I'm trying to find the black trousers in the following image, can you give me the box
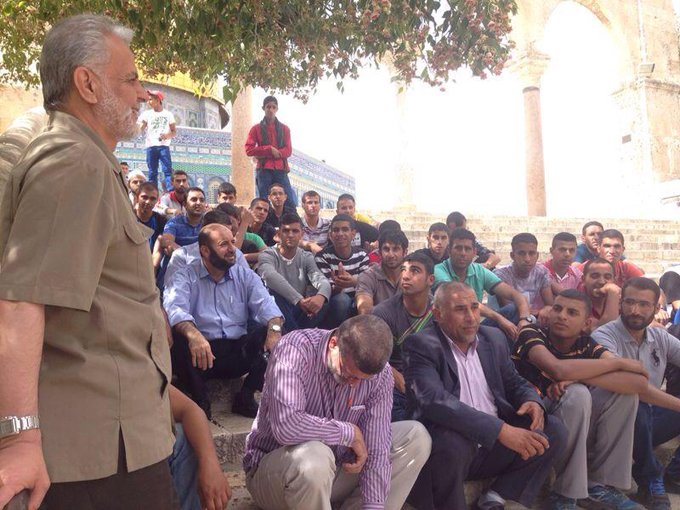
[408,415,567,510]
[172,326,268,405]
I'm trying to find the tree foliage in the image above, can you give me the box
[0,0,517,102]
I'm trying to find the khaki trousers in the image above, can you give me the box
[246,420,431,510]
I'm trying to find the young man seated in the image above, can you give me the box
[373,252,435,422]
[336,193,379,251]
[163,224,283,419]
[580,258,622,331]
[135,181,166,270]
[217,202,266,268]
[574,221,604,264]
[314,214,370,328]
[593,278,680,510]
[248,197,277,247]
[155,170,190,219]
[543,232,583,296]
[299,190,331,254]
[356,229,408,315]
[162,187,207,253]
[367,220,402,265]
[434,228,532,343]
[495,233,553,322]
[402,281,566,510]
[264,183,296,230]
[258,213,331,331]
[512,289,647,510]
[446,211,500,269]
[216,181,237,204]
[585,229,644,287]
[414,222,450,266]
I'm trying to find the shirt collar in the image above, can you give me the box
[442,331,479,357]
[615,317,654,345]
[198,258,232,282]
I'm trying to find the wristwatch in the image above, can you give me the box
[520,315,536,324]
[0,415,40,439]
[269,324,282,334]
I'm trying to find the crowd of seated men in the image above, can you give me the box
[126,168,680,510]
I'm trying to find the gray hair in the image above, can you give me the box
[433,281,475,308]
[337,315,392,375]
[40,14,134,111]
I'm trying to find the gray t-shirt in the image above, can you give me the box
[592,317,680,389]
[356,264,400,306]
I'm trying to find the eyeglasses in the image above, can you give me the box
[622,298,655,311]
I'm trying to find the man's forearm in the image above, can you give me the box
[512,292,531,318]
[639,384,680,412]
[0,300,44,419]
[356,295,373,315]
[480,303,502,322]
[175,320,203,342]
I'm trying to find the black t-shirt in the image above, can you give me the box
[512,325,607,396]
[351,220,379,249]
[250,222,277,247]
[264,204,296,230]
[413,248,447,266]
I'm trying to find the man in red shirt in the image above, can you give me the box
[245,96,297,209]
[577,229,644,287]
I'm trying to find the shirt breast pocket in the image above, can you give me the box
[123,221,155,284]
[345,405,366,425]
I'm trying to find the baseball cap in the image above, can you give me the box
[147,90,164,102]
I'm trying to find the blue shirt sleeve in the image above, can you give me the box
[163,264,195,327]
[164,217,178,236]
[244,268,283,325]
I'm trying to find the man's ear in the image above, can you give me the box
[427,274,435,287]
[72,66,100,105]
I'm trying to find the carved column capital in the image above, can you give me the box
[508,50,551,89]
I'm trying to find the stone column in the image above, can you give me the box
[230,85,255,202]
[510,52,550,216]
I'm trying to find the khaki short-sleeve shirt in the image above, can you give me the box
[0,112,174,483]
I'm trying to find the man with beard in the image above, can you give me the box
[138,89,176,192]
[162,187,207,255]
[243,315,431,510]
[356,230,409,315]
[580,258,621,330]
[164,224,283,419]
[373,252,435,422]
[594,278,680,510]
[135,181,166,269]
[155,170,190,219]
[127,168,146,205]
[0,14,178,508]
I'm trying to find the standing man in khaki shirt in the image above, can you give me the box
[0,14,178,510]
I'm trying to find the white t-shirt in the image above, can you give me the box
[138,109,176,148]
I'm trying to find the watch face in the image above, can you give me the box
[271,325,282,332]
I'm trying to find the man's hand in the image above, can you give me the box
[163,241,180,257]
[264,328,282,352]
[271,147,281,159]
[546,381,573,401]
[537,306,552,326]
[497,423,550,460]
[497,317,519,342]
[0,435,50,510]
[188,333,215,371]
[655,308,670,326]
[331,264,356,290]
[594,283,621,299]
[392,368,406,394]
[516,401,544,431]
[305,295,325,316]
[615,358,649,378]
[343,424,368,474]
[240,207,254,228]
[197,461,232,510]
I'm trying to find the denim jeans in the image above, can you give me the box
[168,424,201,510]
[271,290,329,333]
[392,389,408,423]
[256,168,298,209]
[480,303,519,348]
[324,292,356,329]
[633,401,680,484]
[147,145,173,191]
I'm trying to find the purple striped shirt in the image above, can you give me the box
[243,328,394,509]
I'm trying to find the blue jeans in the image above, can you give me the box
[392,389,407,422]
[147,146,173,191]
[324,292,356,329]
[168,424,201,510]
[481,303,519,348]
[633,401,680,484]
[271,290,329,332]
[256,168,298,209]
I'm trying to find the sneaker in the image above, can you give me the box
[580,485,645,509]
[231,391,259,418]
[635,477,671,510]
[548,491,577,510]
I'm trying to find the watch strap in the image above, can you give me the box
[0,415,40,439]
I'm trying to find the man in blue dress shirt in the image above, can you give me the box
[164,223,283,418]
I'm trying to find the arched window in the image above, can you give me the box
[207,177,224,204]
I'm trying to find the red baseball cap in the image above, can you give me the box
[147,90,164,102]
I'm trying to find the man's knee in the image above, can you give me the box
[393,421,432,467]
[287,441,336,483]
[430,427,476,469]
[557,383,593,419]
[635,402,654,431]
[543,414,568,456]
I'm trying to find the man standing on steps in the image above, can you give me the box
[139,90,176,192]
[243,315,432,510]
[246,95,297,209]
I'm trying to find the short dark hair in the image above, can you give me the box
[302,190,320,203]
[250,197,269,209]
[446,211,466,228]
[330,214,356,230]
[262,95,278,108]
[403,252,435,276]
[337,193,355,204]
[172,170,188,179]
[583,257,615,276]
[552,232,577,247]
[336,315,393,375]
[268,183,285,195]
[378,229,408,251]
[201,210,232,229]
[120,161,129,166]
[280,213,302,227]
[622,277,661,304]
[187,187,205,198]
[449,228,476,248]
[511,233,538,250]
[216,202,240,219]
[557,289,592,316]
[582,221,604,235]
[138,182,159,195]
[428,222,450,236]
[599,229,625,246]
[378,220,401,234]
[218,182,236,195]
